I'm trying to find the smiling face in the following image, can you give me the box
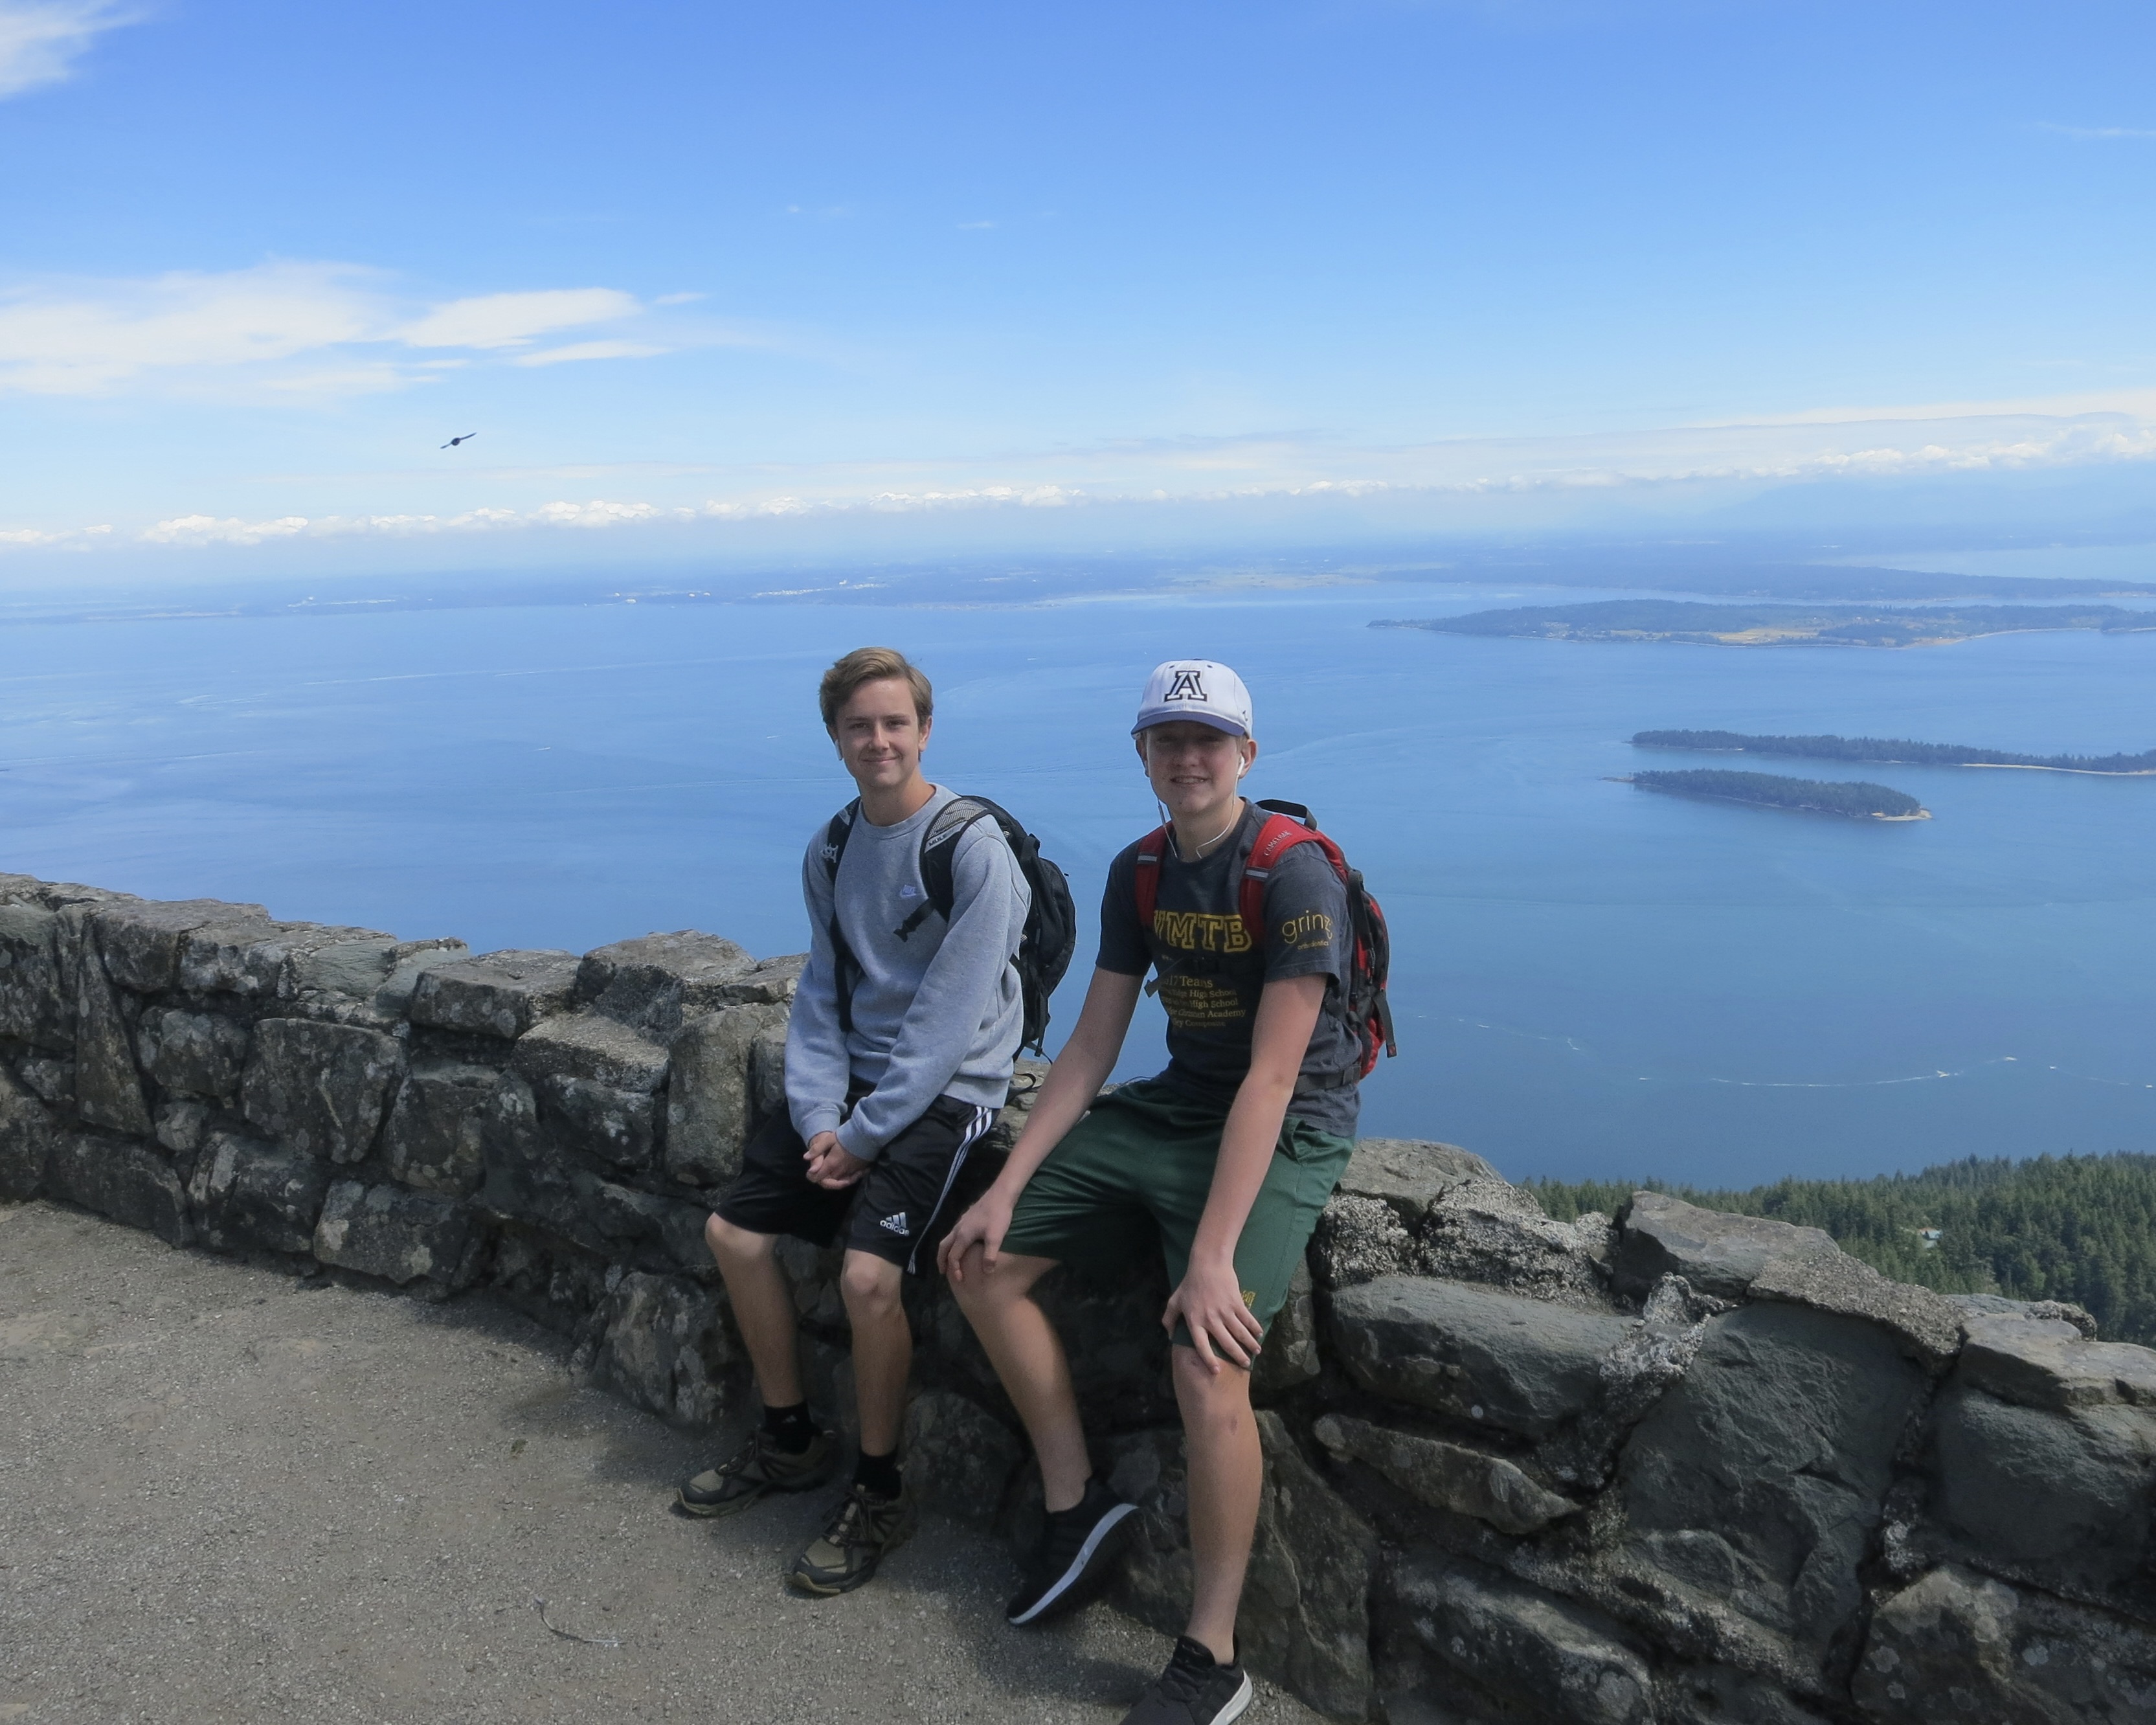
[1137,719,1258,826]
[831,674,932,798]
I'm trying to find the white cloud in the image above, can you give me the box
[0,0,131,99]
[0,264,667,396]
[2034,122,2156,141]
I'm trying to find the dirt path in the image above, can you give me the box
[0,1200,1321,1725]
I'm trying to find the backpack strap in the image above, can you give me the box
[901,796,999,939]
[1133,825,1169,933]
[822,801,863,1035]
[1236,804,1345,944]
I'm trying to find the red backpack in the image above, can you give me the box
[1134,798,1397,1079]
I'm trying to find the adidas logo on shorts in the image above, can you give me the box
[878,1212,909,1235]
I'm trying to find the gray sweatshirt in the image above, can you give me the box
[786,786,1031,1160]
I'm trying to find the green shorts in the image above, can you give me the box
[1000,1077,1354,1340]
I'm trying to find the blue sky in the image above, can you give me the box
[4,0,2154,579]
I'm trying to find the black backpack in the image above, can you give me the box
[822,794,1077,1056]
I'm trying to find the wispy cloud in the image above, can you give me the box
[2032,122,2156,142]
[0,0,132,99]
[0,264,691,397]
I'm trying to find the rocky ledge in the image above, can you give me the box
[3,873,2152,1723]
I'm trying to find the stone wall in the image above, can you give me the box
[4,871,2153,1723]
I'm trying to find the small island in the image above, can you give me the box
[1617,769,1930,820]
[1634,729,2156,776]
[1375,599,2156,648]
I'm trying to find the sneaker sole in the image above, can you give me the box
[1006,1501,1139,1626]
[1207,1671,1254,1725]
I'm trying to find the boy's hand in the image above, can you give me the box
[938,1189,1015,1281]
[803,1132,868,1189]
[1163,1255,1264,1373]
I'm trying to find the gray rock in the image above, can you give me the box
[138,1008,251,1100]
[73,929,152,1137]
[1957,1312,2156,1410]
[1619,1302,1927,1657]
[91,898,264,993]
[17,1055,73,1104]
[1615,1191,1837,1300]
[1309,1193,1417,1289]
[1391,1555,1656,1725]
[1417,1178,1613,1308]
[538,1076,660,1174]
[579,1270,739,1425]
[313,1180,475,1287]
[0,899,71,1047]
[748,1020,789,1130]
[1327,1275,1635,1439]
[903,1389,1023,1524]
[241,1019,406,1163]
[407,949,581,1039]
[1314,1412,1578,1533]
[713,953,806,1007]
[1340,1137,1501,1223]
[45,1131,190,1245]
[1928,1382,2156,1597]
[382,1063,499,1195]
[1949,1293,2098,1338]
[1251,1258,1321,1399]
[1748,1245,1966,1366]
[575,932,756,1036]
[513,1012,671,1173]
[361,940,474,1015]
[175,914,346,998]
[187,1131,331,1255]
[1855,1563,2156,1724]
[283,934,470,1015]
[1114,1415,1376,1720]
[1657,1665,1833,1725]
[0,1066,60,1199]
[154,1101,211,1155]
[665,1003,788,1186]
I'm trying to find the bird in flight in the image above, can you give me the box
[441,432,478,449]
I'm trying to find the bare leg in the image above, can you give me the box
[949,1247,1092,1512]
[1173,1343,1262,1667]
[840,1250,912,1456]
[705,1213,803,1408]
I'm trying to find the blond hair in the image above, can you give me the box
[818,646,934,729]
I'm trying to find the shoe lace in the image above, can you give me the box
[822,1489,870,1548]
[1152,1640,1220,1705]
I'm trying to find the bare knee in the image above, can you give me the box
[840,1252,903,1320]
[706,1213,772,1267]
[950,1249,1043,1321]
[1173,1346,1255,1439]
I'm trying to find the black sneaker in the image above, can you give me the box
[673,1425,836,1518]
[1005,1476,1139,1625]
[788,1481,915,1595]
[1122,1637,1253,1725]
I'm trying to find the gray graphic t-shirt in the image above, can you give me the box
[1097,801,1362,1137]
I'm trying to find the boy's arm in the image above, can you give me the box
[1167,972,1328,1373]
[783,840,851,1145]
[939,966,1143,1279]
[832,820,1026,1162]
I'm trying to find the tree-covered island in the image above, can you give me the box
[1375,598,2156,647]
[1621,768,1928,819]
[1634,729,2156,774]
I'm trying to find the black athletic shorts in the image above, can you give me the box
[713,1094,1004,1276]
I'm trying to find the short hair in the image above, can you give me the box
[819,646,934,730]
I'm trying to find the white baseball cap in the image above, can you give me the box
[1131,659,1254,738]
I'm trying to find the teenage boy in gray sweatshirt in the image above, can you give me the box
[673,646,1030,1595]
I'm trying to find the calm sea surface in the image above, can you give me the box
[5,581,2152,1186]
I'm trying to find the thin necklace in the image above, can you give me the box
[1172,799,1243,862]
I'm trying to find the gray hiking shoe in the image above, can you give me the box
[674,1426,836,1519]
[788,1481,915,1595]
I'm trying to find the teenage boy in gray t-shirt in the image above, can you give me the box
[673,646,1029,1597]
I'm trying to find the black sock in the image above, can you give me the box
[854,1447,903,1500]
[763,1401,813,1454]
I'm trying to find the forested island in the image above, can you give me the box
[1375,598,2156,647]
[1533,1153,2156,1344]
[1621,767,1927,819]
[1634,728,2156,774]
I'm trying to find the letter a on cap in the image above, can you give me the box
[1132,659,1254,737]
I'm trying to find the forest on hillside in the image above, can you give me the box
[1634,729,2156,774]
[1533,1153,2156,1344]
[1628,768,1925,818]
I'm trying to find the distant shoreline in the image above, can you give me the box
[1610,772,1932,821]
[1631,728,2156,776]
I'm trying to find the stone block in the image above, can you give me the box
[538,1076,659,1173]
[1314,1412,1578,1534]
[748,1021,788,1129]
[407,949,580,1039]
[381,1062,498,1195]
[0,1066,60,1199]
[138,1007,251,1100]
[1929,1382,2156,1597]
[1340,1136,1501,1223]
[46,1131,190,1245]
[903,1389,1024,1525]
[665,1002,788,1187]
[284,934,469,1014]
[1417,1180,1613,1309]
[580,1270,739,1426]
[1309,1193,1417,1289]
[91,898,265,993]
[1748,1245,1964,1366]
[1327,1274,1635,1439]
[1615,1191,1837,1300]
[1389,1555,1656,1725]
[1619,1302,1926,1656]
[512,1011,671,1092]
[0,899,70,1047]
[187,1131,331,1255]
[174,915,330,998]
[1251,1257,1321,1399]
[73,928,152,1136]
[241,1018,406,1163]
[1855,1563,2156,1725]
[575,931,756,1035]
[713,953,805,1006]
[313,1179,475,1287]
[154,1100,210,1155]
[1949,1292,2097,1338]
[17,1055,73,1104]
[1957,1312,2156,1411]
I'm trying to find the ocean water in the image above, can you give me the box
[4,581,2152,1187]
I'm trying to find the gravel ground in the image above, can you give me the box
[0,1199,1323,1725]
